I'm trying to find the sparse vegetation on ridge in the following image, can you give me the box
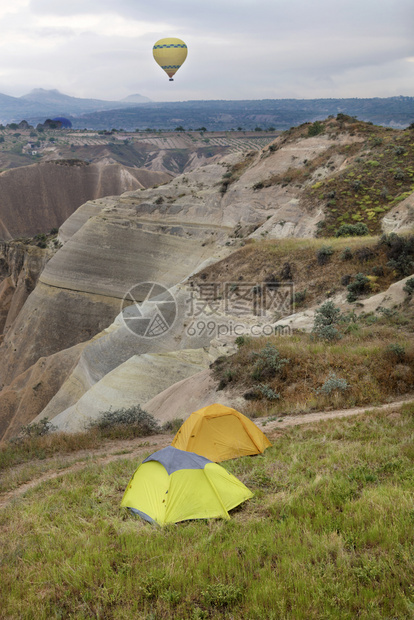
[191,234,414,310]
[304,120,414,236]
[213,304,414,415]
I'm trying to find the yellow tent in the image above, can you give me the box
[121,446,253,525]
[171,404,272,462]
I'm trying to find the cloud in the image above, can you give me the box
[0,0,412,100]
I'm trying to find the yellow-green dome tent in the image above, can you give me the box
[172,404,272,462]
[121,446,253,525]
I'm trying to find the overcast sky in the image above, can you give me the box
[0,0,413,102]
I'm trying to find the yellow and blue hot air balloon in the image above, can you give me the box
[152,37,188,81]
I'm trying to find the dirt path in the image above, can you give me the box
[0,434,172,511]
[1,396,413,510]
[255,394,414,432]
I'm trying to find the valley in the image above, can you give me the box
[0,115,412,441]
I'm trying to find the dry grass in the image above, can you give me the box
[191,235,404,309]
[0,427,152,474]
[213,312,414,417]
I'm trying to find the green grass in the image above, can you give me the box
[1,405,414,618]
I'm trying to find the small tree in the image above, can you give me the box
[308,121,324,136]
[347,273,370,302]
[312,301,342,341]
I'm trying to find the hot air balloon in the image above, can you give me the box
[153,38,188,81]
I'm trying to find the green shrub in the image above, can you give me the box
[403,277,414,295]
[18,417,55,438]
[316,245,334,265]
[312,301,342,341]
[378,233,414,277]
[161,418,184,433]
[90,405,159,437]
[316,372,349,395]
[235,335,251,348]
[252,181,264,190]
[255,383,280,401]
[250,343,289,380]
[294,289,307,306]
[355,246,375,262]
[202,583,243,608]
[393,146,406,156]
[386,343,405,361]
[308,121,324,136]
[347,273,370,302]
[341,247,353,260]
[335,223,369,237]
[372,265,384,277]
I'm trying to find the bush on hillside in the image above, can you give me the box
[250,342,289,380]
[308,121,324,136]
[316,245,334,265]
[335,223,369,237]
[18,417,56,438]
[316,372,349,395]
[403,277,414,295]
[347,273,371,302]
[341,247,353,261]
[378,233,414,277]
[90,405,160,438]
[312,301,342,341]
[255,383,280,401]
[385,343,405,361]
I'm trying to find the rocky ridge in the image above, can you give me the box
[0,160,171,241]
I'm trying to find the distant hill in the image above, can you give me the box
[120,93,152,104]
[0,89,151,124]
[51,96,414,132]
[1,90,413,132]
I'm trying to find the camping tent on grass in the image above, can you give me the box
[120,446,253,525]
[171,404,272,462]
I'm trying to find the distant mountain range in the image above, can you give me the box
[0,89,413,131]
[0,88,151,124]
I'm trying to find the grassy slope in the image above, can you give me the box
[192,233,414,416]
[213,308,414,417]
[0,405,413,619]
[191,236,406,309]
